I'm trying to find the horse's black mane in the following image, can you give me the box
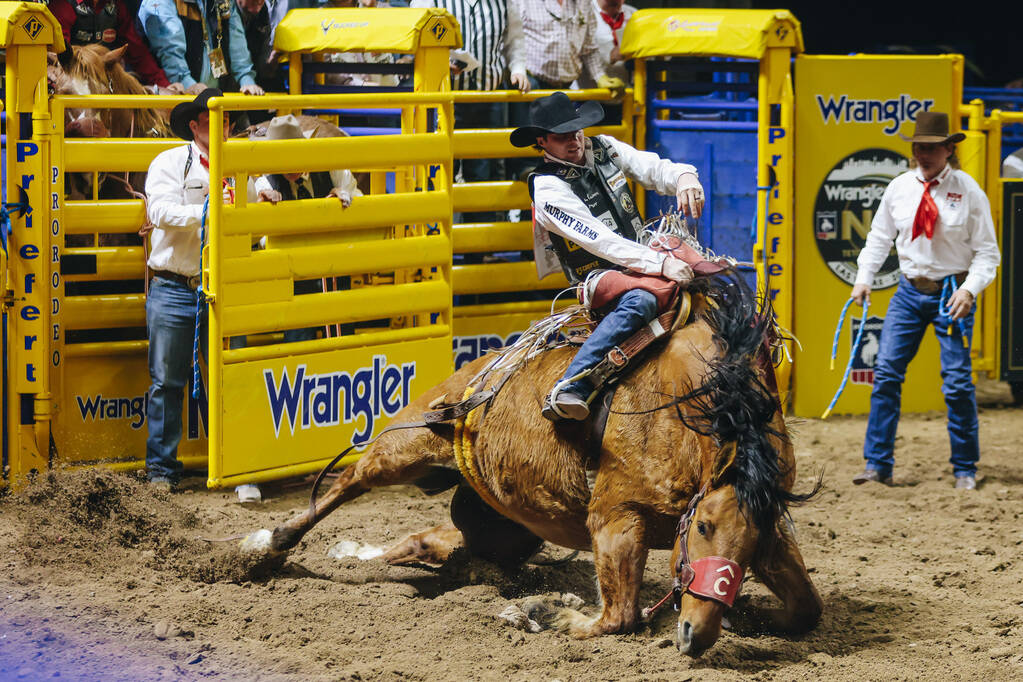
[672,273,818,537]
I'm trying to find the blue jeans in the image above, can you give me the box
[146,278,207,483]
[863,276,979,478]
[560,288,659,398]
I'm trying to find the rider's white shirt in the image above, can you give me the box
[531,134,697,280]
[855,165,1000,296]
[145,142,256,277]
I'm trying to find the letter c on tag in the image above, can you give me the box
[713,577,730,596]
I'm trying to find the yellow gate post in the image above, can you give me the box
[1,2,64,485]
[621,9,802,402]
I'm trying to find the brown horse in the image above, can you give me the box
[261,274,822,656]
[49,43,171,139]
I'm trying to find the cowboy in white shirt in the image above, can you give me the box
[144,88,269,501]
[850,111,1000,491]
[512,92,704,421]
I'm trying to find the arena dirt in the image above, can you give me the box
[1,381,1021,681]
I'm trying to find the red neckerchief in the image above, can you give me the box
[911,178,938,240]
[198,154,235,204]
[600,11,625,47]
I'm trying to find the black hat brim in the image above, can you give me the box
[170,88,224,141]
[509,101,605,147]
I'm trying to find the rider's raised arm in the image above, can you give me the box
[598,135,698,196]
[532,174,667,276]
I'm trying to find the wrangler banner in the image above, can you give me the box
[792,55,962,416]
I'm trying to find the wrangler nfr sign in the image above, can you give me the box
[792,55,962,416]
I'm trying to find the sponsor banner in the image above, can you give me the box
[54,356,207,464]
[218,337,451,480]
[452,308,559,370]
[792,55,958,416]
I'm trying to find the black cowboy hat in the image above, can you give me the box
[170,88,224,141]
[899,111,965,145]
[510,91,605,148]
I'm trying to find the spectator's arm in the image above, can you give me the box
[504,0,527,80]
[579,6,605,83]
[115,0,171,87]
[329,169,363,198]
[227,5,258,87]
[139,0,198,89]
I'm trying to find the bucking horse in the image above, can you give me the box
[251,271,823,657]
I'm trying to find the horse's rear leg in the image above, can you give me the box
[381,484,543,568]
[751,521,823,633]
[270,426,453,553]
[555,508,648,637]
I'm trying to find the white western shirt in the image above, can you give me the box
[855,165,1001,297]
[411,0,526,91]
[531,135,697,279]
[145,142,257,277]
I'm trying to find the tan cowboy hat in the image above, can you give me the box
[265,114,307,141]
[900,111,965,144]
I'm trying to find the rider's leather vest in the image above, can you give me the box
[528,137,643,283]
[175,0,238,89]
[266,172,334,201]
[70,0,119,46]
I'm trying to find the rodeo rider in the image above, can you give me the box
[850,111,1001,491]
[510,92,704,421]
[144,89,274,498]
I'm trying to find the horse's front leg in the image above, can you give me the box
[556,507,649,637]
[750,520,823,633]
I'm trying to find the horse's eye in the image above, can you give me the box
[696,521,708,536]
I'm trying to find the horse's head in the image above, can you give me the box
[53,44,170,138]
[668,443,757,657]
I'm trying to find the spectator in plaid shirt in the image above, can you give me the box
[510,0,624,182]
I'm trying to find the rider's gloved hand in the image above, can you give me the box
[661,256,694,284]
[676,172,705,219]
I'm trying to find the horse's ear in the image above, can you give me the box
[711,441,738,486]
[103,44,128,66]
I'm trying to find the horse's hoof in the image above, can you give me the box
[239,529,273,553]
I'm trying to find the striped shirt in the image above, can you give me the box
[411,0,526,90]
[520,0,604,86]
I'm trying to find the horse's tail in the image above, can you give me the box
[678,273,821,535]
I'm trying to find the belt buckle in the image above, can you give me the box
[187,275,201,290]
[608,346,628,368]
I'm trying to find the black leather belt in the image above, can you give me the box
[152,269,201,290]
[908,272,966,294]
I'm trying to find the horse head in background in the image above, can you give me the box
[49,43,171,139]
[255,273,824,657]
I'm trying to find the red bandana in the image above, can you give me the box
[197,154,234,204]
[911,178,939,240]
[600,11,624,47]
